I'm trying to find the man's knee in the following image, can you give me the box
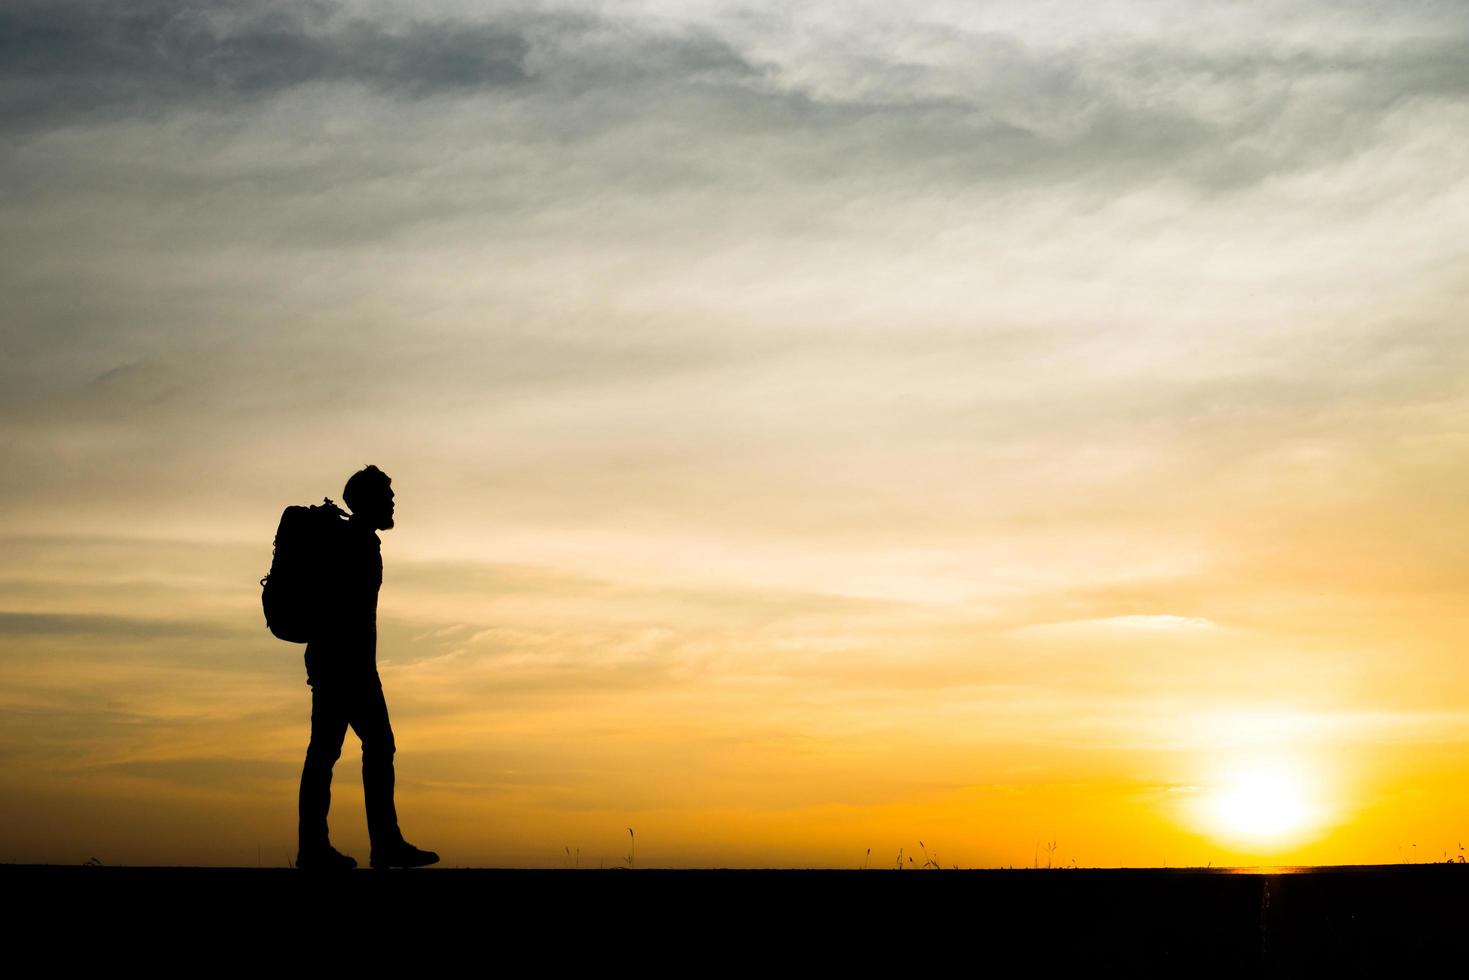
[304,738,343,769]
[362,728,396,762]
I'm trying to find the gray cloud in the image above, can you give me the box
[0,0,530,129]
[5,0,1462,186]
[0,610,252,639]
[2,0,1467,549]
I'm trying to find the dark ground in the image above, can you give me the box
[9,863,1465,973]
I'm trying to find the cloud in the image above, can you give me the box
[0,611,250,640]
[82,756,297,789]
[1,2,1466,671]
[0,0,530,130]
[1099,615,1217,631]
[6,0,1464,192]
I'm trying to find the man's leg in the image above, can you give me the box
[352,674,439,868]
[350,674,403,851]
[299,683,351,857]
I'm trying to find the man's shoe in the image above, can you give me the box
[370,841,440,869]
[296,845,358,870]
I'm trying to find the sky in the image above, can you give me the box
[2,0,1468,869]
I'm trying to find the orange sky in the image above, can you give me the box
[3,0,1469,868]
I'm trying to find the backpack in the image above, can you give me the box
[260,497,348,643]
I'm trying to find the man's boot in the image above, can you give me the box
[296,843,358,870]
[370,840,440,869]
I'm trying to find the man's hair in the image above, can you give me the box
[343,465,391,513]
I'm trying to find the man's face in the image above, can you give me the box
[357,481,396,531]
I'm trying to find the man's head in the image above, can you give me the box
[343,465,395,530]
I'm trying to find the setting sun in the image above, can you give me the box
[1196,760,1326,850]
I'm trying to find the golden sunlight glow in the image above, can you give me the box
[1195,759,1324,848]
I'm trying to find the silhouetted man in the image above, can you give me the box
[296,465,438,870]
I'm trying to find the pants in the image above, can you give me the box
[298,672,403,852]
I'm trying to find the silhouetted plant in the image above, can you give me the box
[627,828,635,868]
